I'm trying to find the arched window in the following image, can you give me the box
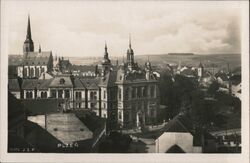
[30,68,34,77]
[65,90,70,98]
[23,67,28,77]
[35,67,40,78]
[41,92,47,98]
[90,92,94,100]
[26,91,32,99]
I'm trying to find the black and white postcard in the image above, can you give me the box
[0,0,249,163]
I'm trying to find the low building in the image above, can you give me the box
[155,114,202,153]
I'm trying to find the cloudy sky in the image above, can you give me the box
[3,1,242,57]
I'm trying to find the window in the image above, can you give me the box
[103,90,106,99]
[51,90,56,98]
[104,103,106,109]
[118,88,122,100]
[59,78,65,84]
[124,88,129,100]
[26,91,33,99]
[41,91,47,98]
[78,103,81,108]
[58,90,63,98]
[137,87,141,98]
[65,90,70,98]
[75,91,81,99]
[41,67,45,73]
[90,103,96,108]
[90,91,97,100]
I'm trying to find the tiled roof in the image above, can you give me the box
[21,51,52,66]
[71,65,96,72]
[22,79,53,90]
[80,78,100,89]
[72,77,86,89]
[216,72,229,81]
[46,113,93,144]
[160,114,192,133]
[180,68,196,77]
[8,79,20,91]
[8,55,23,66]
[49,76,73,88]
[99,70,117,87]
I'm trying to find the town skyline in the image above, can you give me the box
[4,1,241,57]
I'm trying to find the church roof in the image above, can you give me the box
[21,51,52,66]
[9,55,23,66]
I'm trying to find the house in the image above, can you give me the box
[155,113,216,153]
[155,114,202,153]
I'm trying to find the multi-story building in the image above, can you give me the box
[115,39,159,129]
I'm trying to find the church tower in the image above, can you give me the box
[23,15,34,57]
[127,35,134,70]
[101,42,111,76]
[198,62,204,77]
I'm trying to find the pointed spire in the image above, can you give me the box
[129,33,131,49]
[105,41,107,52]
[26,14,32,40]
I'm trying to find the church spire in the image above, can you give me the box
[105,41,107,52]
[26,15,32,40]
[129,33,132,49]
[23,14,34,55]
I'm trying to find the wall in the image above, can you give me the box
[155,132,202,153]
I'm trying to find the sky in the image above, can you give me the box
[3,0,242,57]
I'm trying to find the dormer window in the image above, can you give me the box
[59,78,65,84]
